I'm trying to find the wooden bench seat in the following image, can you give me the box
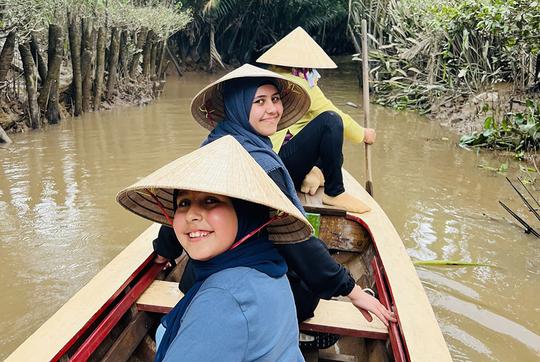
[136,280,388,340]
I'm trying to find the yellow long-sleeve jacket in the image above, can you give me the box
[269,67,365,153]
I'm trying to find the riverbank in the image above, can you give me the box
[348,0,539,157]
[0,0,191,142]
[0,73,161,136]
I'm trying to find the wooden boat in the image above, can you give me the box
[7,171,452,362]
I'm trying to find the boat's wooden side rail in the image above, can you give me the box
[6,224,162,362]
[136,280,389,340]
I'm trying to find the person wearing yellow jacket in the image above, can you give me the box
[257,27,375,213]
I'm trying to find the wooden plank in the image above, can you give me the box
[300,299,388,340]
[136,280,184,313]
[333,251,371,288]
[367,340,390,362]
[319,216,370,252]
[298,187,346,215]
[6,224,160,362]
[341,170,452,361]
[130,335,156,362]
[319,350,358,362]
[137,280,184,314]
[304,205,347,216]
[136,281,388,339]
[299,188,370,252]
[101,312,155,362]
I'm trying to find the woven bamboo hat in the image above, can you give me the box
[190,64,310,131]
[116,136,313,244]
[256,27,337,69]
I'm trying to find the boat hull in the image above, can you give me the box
[7,171,451,361]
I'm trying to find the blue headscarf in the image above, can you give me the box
[202,77,305,214]
[154,199,287,361]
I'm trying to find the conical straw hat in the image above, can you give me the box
[116,136,313,244]
[256,27,337,69]
[191,64,310,132]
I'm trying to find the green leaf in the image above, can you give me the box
[484,116,494,130]
[414,260,493,267]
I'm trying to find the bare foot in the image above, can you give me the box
[322,192,371,213]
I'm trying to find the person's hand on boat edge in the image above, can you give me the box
[347,285,396,327]
[363,128,376,144]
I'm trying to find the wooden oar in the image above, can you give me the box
[361,19,373,196]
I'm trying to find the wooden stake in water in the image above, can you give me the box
[361,19,373,196]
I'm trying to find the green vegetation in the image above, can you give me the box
[413,260,493,267]
[2,0,191,40]
[460,99,540,155]
[350,0,539,109]
[349,0,540,154]
[171,0,352,70]
[0,0,191,131]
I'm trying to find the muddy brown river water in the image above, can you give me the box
[1,63,539,361]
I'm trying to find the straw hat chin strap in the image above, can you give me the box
[145,188,288,251]
[229,212,287,250]
[146,188,174,226]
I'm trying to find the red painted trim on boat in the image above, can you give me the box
[372,257,408,362]
[346,214,410,361]
[70,261,163,361]
[50,253,157,361]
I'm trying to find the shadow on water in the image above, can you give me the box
[1,63,539,360]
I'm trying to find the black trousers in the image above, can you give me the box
[278,111,345,197]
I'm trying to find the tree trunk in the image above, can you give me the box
[68,13,83,116]
[81,18,94,112]
[46,24,64,124]
[44,24,63,124]
[106,27,121,99]
[19,42,41,129]
[0,31,16,83]
[142,30,154,77]
[118,29,129,79]
[94,26,106,110]
[150,37,158,78]
[129,28,148,78]
[165,41,182,76]
[0,124,12,143]
[130,27,147,78]
[38,25,61,111]
[156,40,166,79]
[30,32,47,83]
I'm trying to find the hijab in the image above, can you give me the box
[154,198,287,361]
[202,77,305,213]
